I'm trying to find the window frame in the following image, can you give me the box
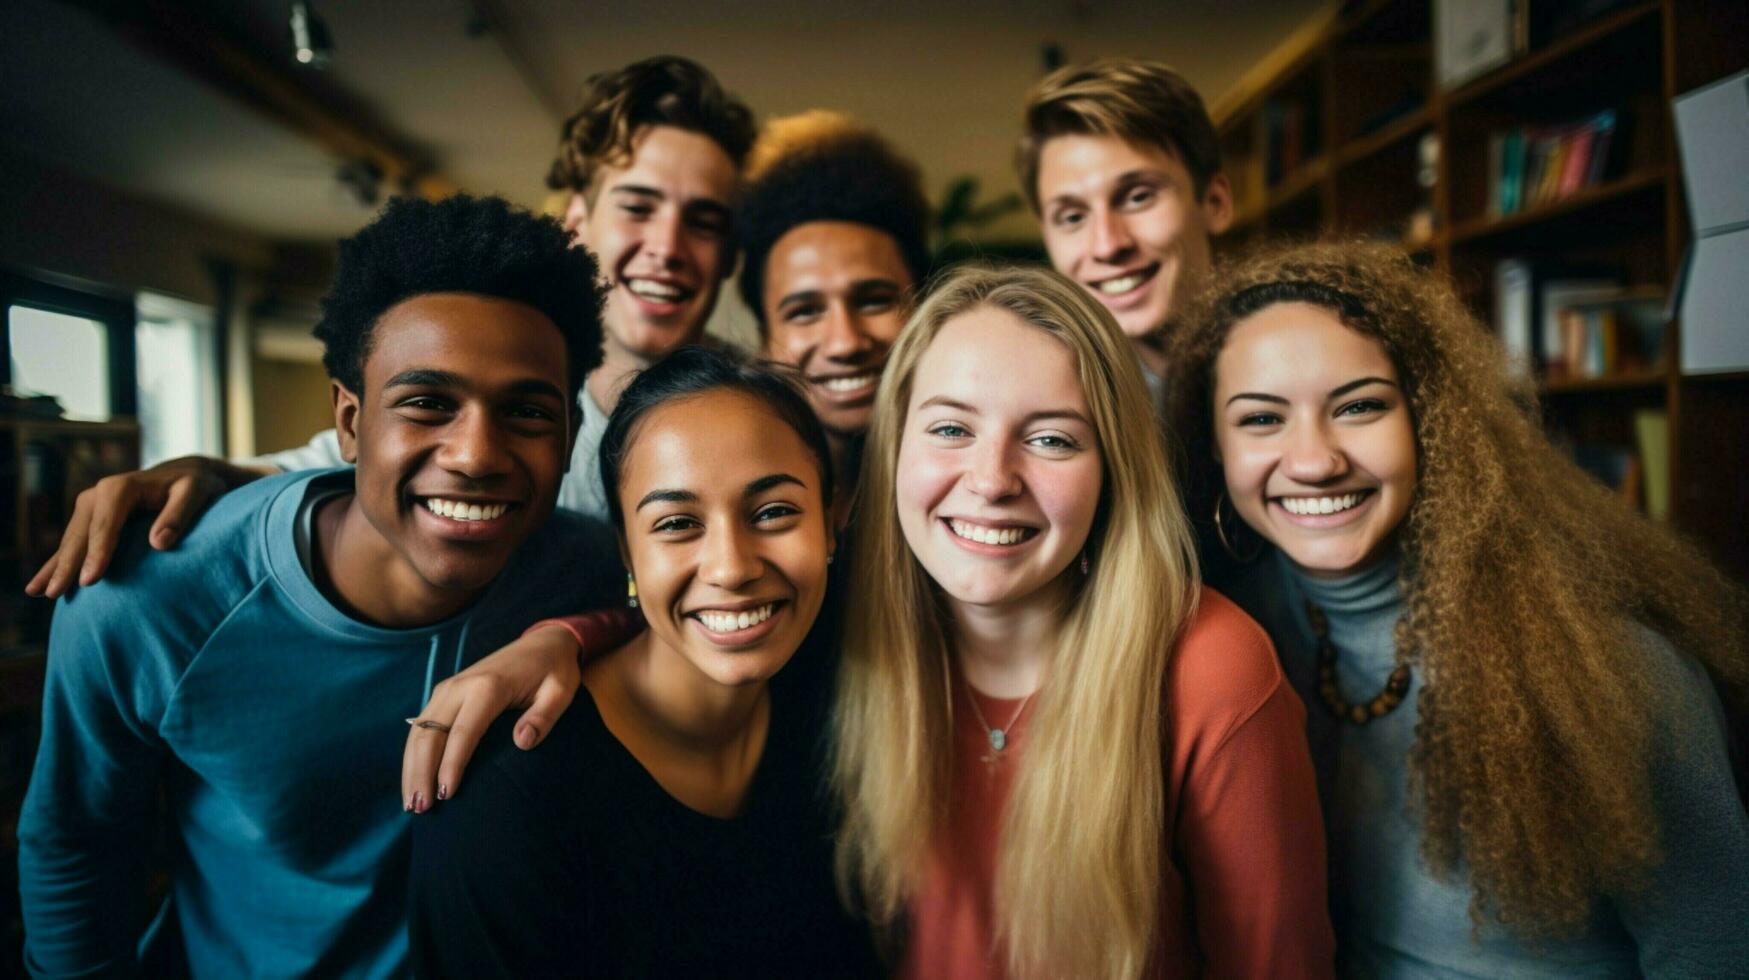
[1,270,137,418]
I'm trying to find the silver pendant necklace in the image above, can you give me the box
[966,685,1036,753]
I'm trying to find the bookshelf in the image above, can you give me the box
[1212,0,1749,577]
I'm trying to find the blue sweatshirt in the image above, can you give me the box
[1222,549,1749,979]
[17,469,620,978]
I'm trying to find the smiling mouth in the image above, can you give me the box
[624,277,695,305]
[689,601,785,637]
[947,518,1039,547]
[1276,490,1373,516]
[420,497,512,522]
[813,369,881,396]
[1091,264,1159,297]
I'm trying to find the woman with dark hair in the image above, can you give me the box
[407,346,877,977]
[1166,240,1749,976]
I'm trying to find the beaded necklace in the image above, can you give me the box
[1305,599,1411,724]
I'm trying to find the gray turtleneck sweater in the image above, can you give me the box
[1222,548,1749,979]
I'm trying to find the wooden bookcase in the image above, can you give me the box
[1212,0,1749,577]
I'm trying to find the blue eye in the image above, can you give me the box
[928,423,971,439]
[1028,433,1078,451]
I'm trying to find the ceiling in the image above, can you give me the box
[2,0,1327,245]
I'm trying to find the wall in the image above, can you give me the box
[0,147,275,307]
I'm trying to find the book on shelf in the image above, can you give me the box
[1486,109,1623,216]
[1544,286,1666,382]
[1492,261,1667,382]
[1633,409,1670,521]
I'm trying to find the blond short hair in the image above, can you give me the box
[1016,58,1222,212]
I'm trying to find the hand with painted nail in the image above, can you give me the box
[24,455,270,599]
[400,610,644,813]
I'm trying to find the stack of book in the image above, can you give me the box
[1493,262,1666,381]
[1486,109,1623,215]
[1546,291,1664,380]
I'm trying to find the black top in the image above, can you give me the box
[407,611,877,979]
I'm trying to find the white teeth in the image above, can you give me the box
[820,373,878,393]
[1097,272,1147,295]
[424,498,508,522]
[626,279,686,301]
[948,519,1030,546]
[1280,493,1364,516]
[695,603,776,634]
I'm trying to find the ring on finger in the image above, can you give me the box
[405,717,453,734]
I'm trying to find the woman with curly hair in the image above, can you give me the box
[834,263,1334,978]
[1166,240,1749,976]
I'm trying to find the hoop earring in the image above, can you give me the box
[1213,491,1263,564]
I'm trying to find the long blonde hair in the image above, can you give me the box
[831,264,1200,978]
[1169,241,1749,937]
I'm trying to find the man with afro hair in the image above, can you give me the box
[18,194,622,978]
[734,111,931,524]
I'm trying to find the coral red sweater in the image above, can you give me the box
[902,587,1335,979]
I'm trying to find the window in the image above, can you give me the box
[135,293,221,466]
[2,273,135,422]
[7,306,111,419]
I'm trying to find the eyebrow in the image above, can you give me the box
[1045,168,1171,208]
[634,473,808,512]
[916,395,1091,427]
[384,369,565,403]
[385,369,464,389]
[777,277,902,308]
[609,184,663,201]
[612,183,730,220]
[1225,376,1399,407]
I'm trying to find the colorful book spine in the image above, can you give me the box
[1488,109,1622,216]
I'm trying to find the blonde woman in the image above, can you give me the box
[833,264,1334,978]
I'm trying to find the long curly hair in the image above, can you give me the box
[1167,240,1749,938]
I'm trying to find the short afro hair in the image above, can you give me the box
[735,112,932,335]
[315,194,605,411]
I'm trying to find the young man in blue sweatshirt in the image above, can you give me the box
[17,194,620,978]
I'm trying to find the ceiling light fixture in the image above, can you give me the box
[290,1,332,69]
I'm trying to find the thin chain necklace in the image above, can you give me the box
[964,682,1036,753]
[1306,599,1411,725]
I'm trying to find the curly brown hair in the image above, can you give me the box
[1167,240,1749,938]
[545,56,755,203]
